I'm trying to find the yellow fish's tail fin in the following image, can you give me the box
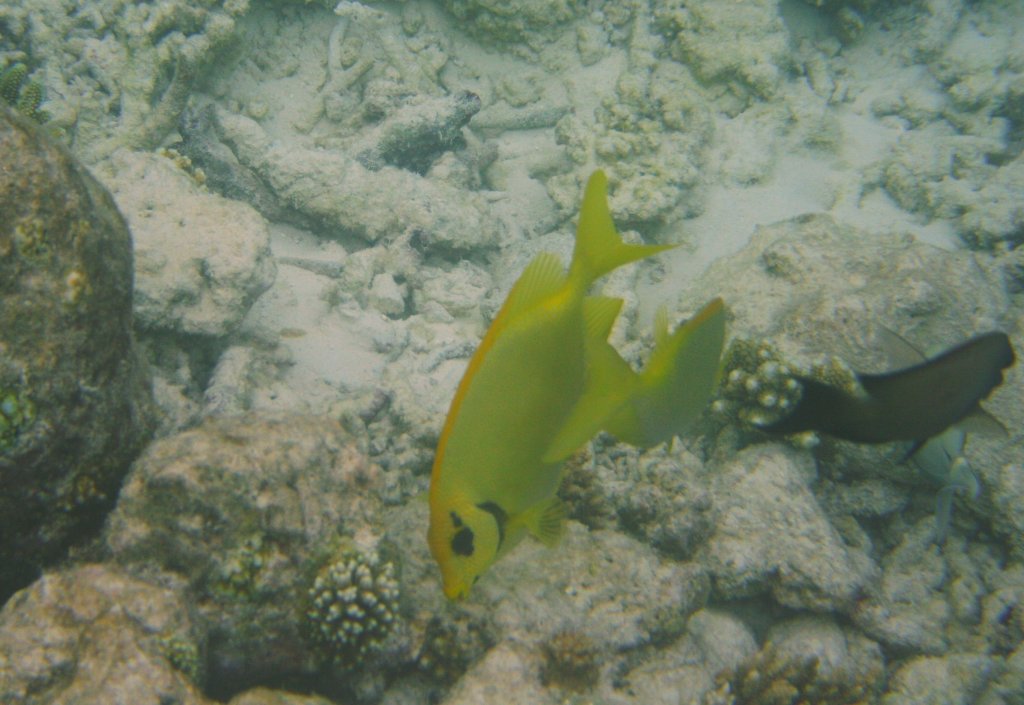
[517,497,567,548]
[568,170,675,288]
[607,297,727,447]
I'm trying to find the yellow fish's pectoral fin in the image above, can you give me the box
[515,496,567,548]
[608,297,727,447]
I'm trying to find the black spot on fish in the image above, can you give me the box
[450,511,463,528]
[477,501,508,550]
[452,526,474,556]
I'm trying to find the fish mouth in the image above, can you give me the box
[443,581,469,601]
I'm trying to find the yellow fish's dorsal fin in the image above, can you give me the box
[517,496,566,548]
[607,297,727,447]
[500,251,566,324]
[584,296,625,343]
[568,170,675,288]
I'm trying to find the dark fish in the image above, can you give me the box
[761,332,1015,443]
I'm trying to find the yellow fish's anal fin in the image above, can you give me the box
[516,496,566,548]
[608,297,727,447]
[568,170,675,288]
[542,336,638,464]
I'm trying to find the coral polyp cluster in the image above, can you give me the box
[540,628,601,693]
[0,388,34,450]
[1,63,47,123]
[704,643,876,705]
[305,549,399,665]
[713,339,802,429]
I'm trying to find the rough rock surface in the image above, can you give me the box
[602,609,756,705]
[228,689,336,705]
[691,213,1012,361]
[96,150,276,336]
[869,0,1024,251]
[881,653,1000,705]
[853,519,954,654]
[0,0,247,162]
[384,499,710,702]
[0,107,155,602]
[105,413,388,694]
[679,213,1020,547]
[215,108,502,253]
[0,564,205,705]
[700,444,876,612]
[654,0,790,104]
[440,0,582,44]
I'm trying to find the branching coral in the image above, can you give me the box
[704,643,876,705]
[713,339,802,429]
[0,62,48,123]
[713,338,862,449]
[0,387,35,451]
[305,548,400,665]
[540,628,601,693]
[416,614,495,684]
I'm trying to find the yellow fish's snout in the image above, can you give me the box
[428,497,503,601]
[432,541,476,601]
[442,576,471,601]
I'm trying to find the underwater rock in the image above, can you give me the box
[548,60,714,225]
[869,0,1024,251]
[686,212,1020,545]
[653,0,791,107]
[215,107,502,253]
[486,523,709,648]
[616,609,757,705]
[440,0,582,45]
[957,152,1024,251]
[227,689,335,705]
[0,107,156,603]
[96,150,276,337]
[762,615,885,702]
[881,653,999,705]
[700,444,876,612]
[852,518,959,654]
[573,443,716,560]
[176,102,294,226]
[7,0,247,162]
[990,460,1024,559]
[355,91,481,175]
[202,345,262,418]
[0,564,206,704]
[705,618,884,705]
[382,499,709,699]
[696,213,1010,358]
[105,413,390,695]
[440,642,556,705]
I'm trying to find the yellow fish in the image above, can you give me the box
[427,170,726,599]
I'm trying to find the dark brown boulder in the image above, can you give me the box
[0,106,155,602]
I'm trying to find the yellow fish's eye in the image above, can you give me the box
[449,511,475,557]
